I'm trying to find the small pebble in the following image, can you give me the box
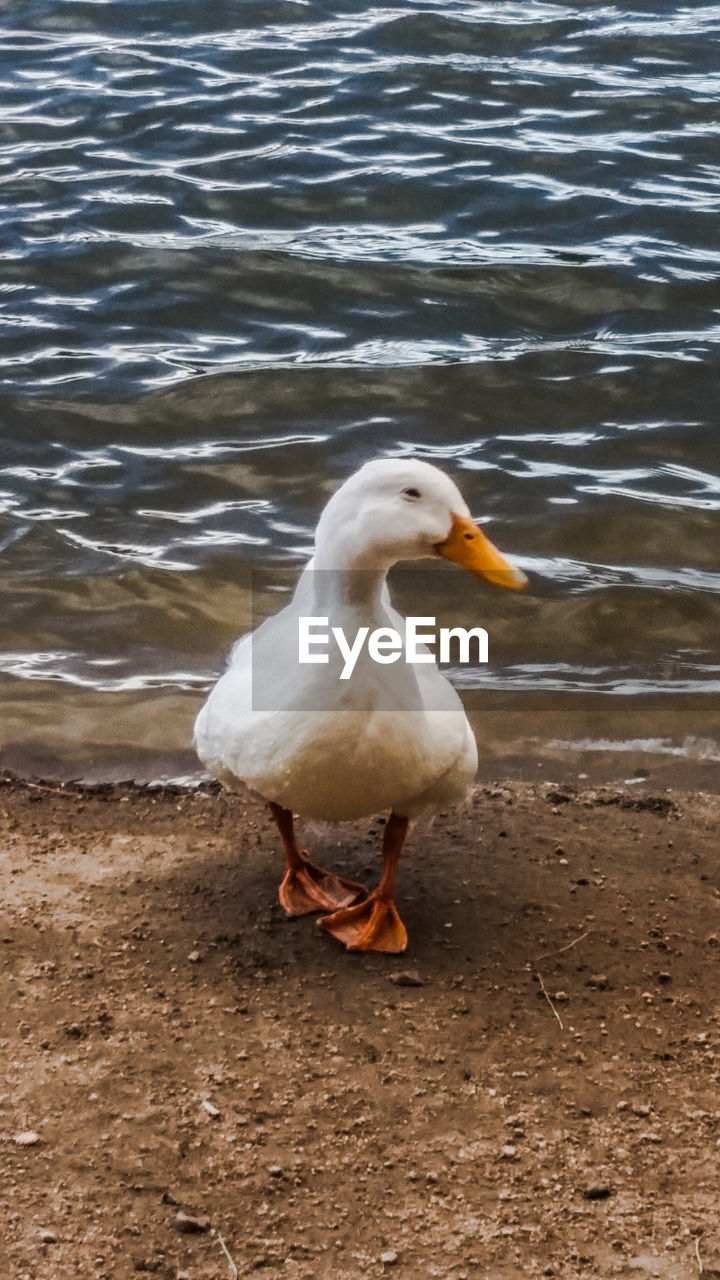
[14,1131,40,1146]
[388,970,424,987]
[201,1099,221,1118]
[583,1184,613,1200]
[175,1211,210,1235]
[187,951,201,963]
[39,1229,57,1243]
[380,1251,398,1265]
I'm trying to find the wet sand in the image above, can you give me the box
[1,773,719,1280]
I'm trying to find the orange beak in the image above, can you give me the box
[435,513,528,590]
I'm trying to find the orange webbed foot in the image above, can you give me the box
[318,895,408,953]
[278,855,366,917]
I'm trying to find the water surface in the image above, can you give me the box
[1,2,718,780]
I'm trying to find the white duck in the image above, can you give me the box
[194,458,527,953]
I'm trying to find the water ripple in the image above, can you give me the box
[0,1,718,766]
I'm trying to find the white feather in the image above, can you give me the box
[194,459,483,820]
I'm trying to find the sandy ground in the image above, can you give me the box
[1,772,720,1280]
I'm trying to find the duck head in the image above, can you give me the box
[314,458,528,590]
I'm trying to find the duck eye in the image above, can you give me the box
[402,487,421,500]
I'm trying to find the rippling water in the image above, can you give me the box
[1,2,719,780]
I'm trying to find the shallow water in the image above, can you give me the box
[1,2,718,779]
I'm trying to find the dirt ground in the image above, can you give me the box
[1,772,719,1280]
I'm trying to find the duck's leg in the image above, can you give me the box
[269,802,366,916]
[318,812,409,953]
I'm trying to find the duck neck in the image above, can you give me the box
[309,558,389,614]
[310,509,400,611]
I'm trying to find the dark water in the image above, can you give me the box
[1,2,719,780]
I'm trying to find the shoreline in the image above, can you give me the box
[3,675,719,799]
[2,732,719,798]
[2,775,719,1278]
